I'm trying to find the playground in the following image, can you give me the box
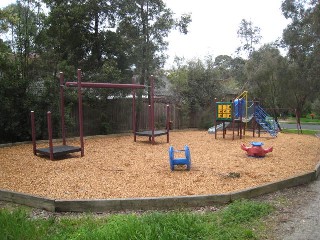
[0,130,319,200]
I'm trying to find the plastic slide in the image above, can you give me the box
[208,122,230,134]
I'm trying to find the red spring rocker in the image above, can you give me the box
[241,142,273,158]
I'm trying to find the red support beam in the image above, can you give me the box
[47,111,54,160]
[31,111,37,155]
[60,72,66,145]
[150,76,155,144]
[214,98,217,139]
[66,82,145,89]
[166,104,170,143]
[77,69,84,157]
[148,105,152,130]
[253,101,257,137]
[132,77,137,142]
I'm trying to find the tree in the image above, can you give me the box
[237,19,262,58]
[281,0,320,123]
[0,1,47,143]
[116,0,191,85]
[115,0,191,130]
[168,56,221,128]
[245,44,289,128]
[1,1,43,79]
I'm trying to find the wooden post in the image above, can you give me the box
[60,72,66,145]
[253,101,257,137]
[47,111,54,160]
[132,77,136,142]
[239,99,243,139]
[166,104,170,143]
[232,100,235,140]
[31,111,37,155]
[214,98,217,139]
[77,69,84,157]
[150,76,155,144]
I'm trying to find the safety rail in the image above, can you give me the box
[255,105,278,137]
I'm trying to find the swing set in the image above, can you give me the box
[31,69,170,160]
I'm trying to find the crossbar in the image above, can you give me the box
[65,82,145,89]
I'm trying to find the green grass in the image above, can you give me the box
[0,199,273,240]
[281,129,319,135]
[282,117,320,124]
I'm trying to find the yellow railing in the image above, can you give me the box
[235,91,248,122]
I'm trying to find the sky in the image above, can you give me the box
[1,0,290,68]
[163,0,290,68]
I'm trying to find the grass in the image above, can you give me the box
[0,199,273,240]
[281,117,320,124]
[281,129,319,135]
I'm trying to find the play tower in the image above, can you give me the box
[211,91,278,140]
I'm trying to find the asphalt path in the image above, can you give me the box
[275,122,320,239]
[279,178,320,240]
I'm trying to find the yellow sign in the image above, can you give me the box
[217,103,232,120]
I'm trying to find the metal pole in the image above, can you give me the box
[31,111,37,155]
[47,111,54,160]
[77,69,84,157]
[60,72,66,145]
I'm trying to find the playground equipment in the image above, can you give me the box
[169,145,191,171]
[66,71,169,145]
[133,75,170,144]
[31,69,146,160]
[31,72,84,160]
[211,91,278,140]
[241,142,273,158]
[208,122,230,134]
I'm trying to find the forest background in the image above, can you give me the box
[0,0,319,144]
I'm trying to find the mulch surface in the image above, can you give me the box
[0,130,319,200]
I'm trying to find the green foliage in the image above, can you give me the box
[168,57,220,110]
[0,55,31,143]
[281,0,320,122]
[0,0,191,143]
[116,0,191,84]
[220,200,273,225]
[199,109,214,129]
[244,44,288,121]
[281,129,319,135]
[168,54,246,128]
[0,208,51,240]
[311,99,320,116]
[0,200,273,240]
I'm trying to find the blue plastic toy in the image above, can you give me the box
[169,145,191,171]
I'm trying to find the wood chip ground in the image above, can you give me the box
[0,131,319,200]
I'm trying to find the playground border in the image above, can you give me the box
[0,162,319,212]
